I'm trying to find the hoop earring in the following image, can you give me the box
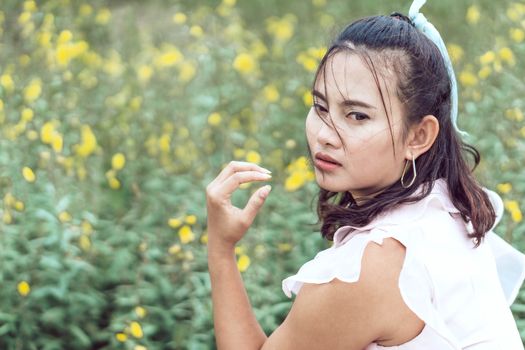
[400,152,417,189]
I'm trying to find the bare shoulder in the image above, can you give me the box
[262,238,424,350]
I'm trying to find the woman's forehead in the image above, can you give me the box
[314,51,397,108]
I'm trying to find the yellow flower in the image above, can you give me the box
[1,74,14,92]
[179,61,197,82]
[134,346,147,350]
[21,108,34,122]
[79,235,91,251]
[303,90,313,107]
[478,66,491,80]
[52,134,63,153]
[285,139,296,149]
[479,51,495,65]
[499,47,515,65]
[173,13,187,24]
[57,30,72,44]
[507,3,525,21]
[155,46,184,68]
[75,125,97,157]
[17,281,31,296]
[263,85,280,103]
[108,177,121,190]
[510,28,525,43]
[95,8,111,25]
[135,306,147,318]
[130,321,143,338]
[278,243,292,252]
[312,0,326,7]
[307,47,327,60]
[190,25,203,37]
[4,193,16,207]
[79,4,93,16]
[233,148,246,159]
[266,15,296,42]
[38,31,52,48]
[24,78,42,103]
[200,233,208,244]
[284,156,314,191]
[245,150,261,164]
[18,12,31,25]
[3,211,12,224]
[82,220,93,235]
[466,5,480,25]
[59,211,72,223]
[137,65,153,83]
[40,121,56,144]
[169,244,181,255]
[504,200,523,223]
[168,217,182,228]
[459,71,478,87]
[237,254,251,272]
[112,153,126,170]
[14,201,25,211]
[296,52,320,72]
[223,0,236,5]
[497,183,512,194]
[185,215,197,225]
[233,53,256,74]
[506,108,524,121]
[284,172,305,192]
[22,166,36,183]
[56,40,89,67]
[179,225,195,244]
[208,112,222,126]
[115,333,128,342]
[24,1,37,12]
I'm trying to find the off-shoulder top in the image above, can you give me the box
[282,179,525,349]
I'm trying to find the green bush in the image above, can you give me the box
[0,0,524,348]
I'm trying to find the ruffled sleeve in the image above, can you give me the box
[282,225,462,349]
[281,179,525,349]
[484,188,525,305]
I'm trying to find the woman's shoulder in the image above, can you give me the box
[271,237,424,350]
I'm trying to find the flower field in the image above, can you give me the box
[0,0,524,348]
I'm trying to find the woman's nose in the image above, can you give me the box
[316,119,341,147]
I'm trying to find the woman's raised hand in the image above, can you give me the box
[206,161,272,250]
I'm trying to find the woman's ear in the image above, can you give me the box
[405,115,439,159]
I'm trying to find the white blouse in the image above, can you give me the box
[282,179,525,349]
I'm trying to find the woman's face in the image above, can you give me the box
[305,51,408,199]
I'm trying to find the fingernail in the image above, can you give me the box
[259,185,272,199]
[260,168,272,174]
[261,173,272,178]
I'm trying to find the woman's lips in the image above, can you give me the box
[314,158,342,171]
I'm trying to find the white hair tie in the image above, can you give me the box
[409,0,469,138]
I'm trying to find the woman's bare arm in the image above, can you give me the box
[208,239,267,349]
[206,161,424,349]
[262,238,425,350]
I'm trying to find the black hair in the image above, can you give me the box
[312,14,495,247]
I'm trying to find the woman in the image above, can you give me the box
[205,1,525,349]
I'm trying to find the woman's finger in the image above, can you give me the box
[215,161,271,184]
[242,185,272,226]
[214,170,272,199]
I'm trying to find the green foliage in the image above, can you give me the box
[0,0,524,348]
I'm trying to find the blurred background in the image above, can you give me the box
[0,0,524,348]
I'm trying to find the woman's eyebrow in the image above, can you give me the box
[312,89,376,110]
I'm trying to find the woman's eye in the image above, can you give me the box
[346,112,369,121]
[313,103,328,113]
